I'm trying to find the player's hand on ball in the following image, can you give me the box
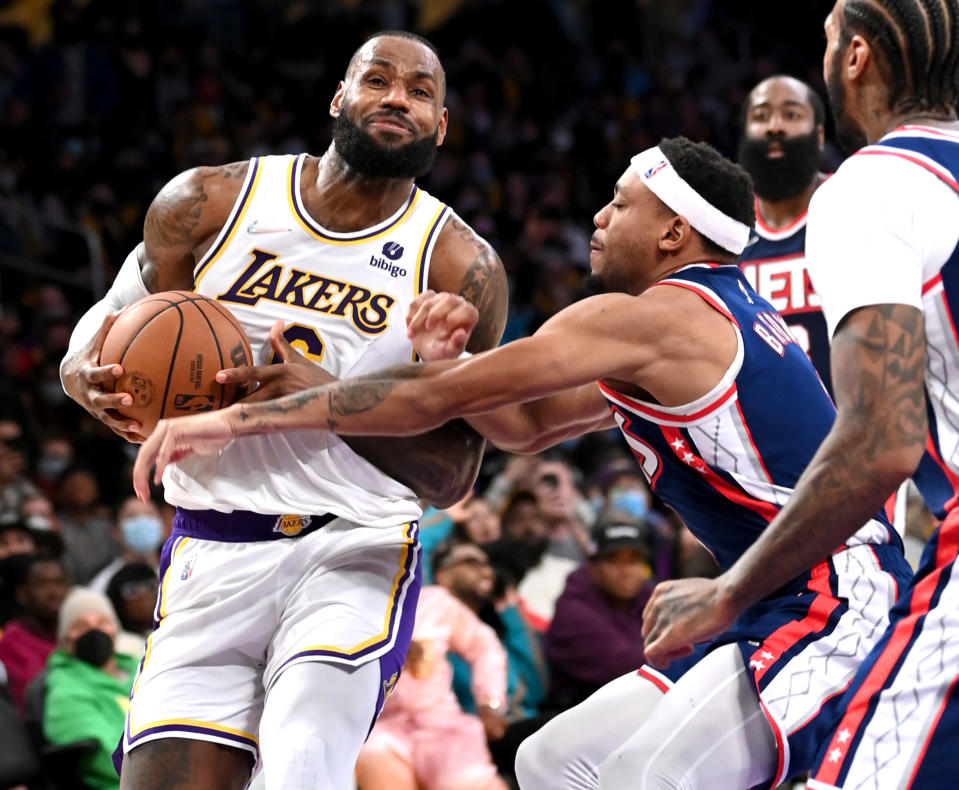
[60,313,145,442]
[133,408,240,499]
[406,290,479,361]
[641,577,738,667]
[216,320,337,402]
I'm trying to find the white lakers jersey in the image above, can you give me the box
[162,153,452,523]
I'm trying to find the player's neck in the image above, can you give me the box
[303,150,417,232]
[756,174,825,230]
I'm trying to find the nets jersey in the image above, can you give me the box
[861,128,959,518]
[739,200,833,396]
[600,264,897,575]
[162,154,452,524]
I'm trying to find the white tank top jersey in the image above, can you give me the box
[162,153,452,524]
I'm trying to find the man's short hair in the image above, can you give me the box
[657,137,756,258]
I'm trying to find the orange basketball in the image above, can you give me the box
[99,291,253,436]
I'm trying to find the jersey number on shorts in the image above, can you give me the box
[271,324,326,364]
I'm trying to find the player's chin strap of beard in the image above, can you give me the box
[631,147,750,256]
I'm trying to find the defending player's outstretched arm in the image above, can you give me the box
[133,290,660,497]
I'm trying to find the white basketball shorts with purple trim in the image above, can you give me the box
[119,508,421,761]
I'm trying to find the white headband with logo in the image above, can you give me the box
[630,146,751,255]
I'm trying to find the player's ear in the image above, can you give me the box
[435,107,449,147]
[330,82,346,118]
[845,33,871,84]
[659,215,690,253]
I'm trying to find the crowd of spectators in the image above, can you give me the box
[0,1,876,789]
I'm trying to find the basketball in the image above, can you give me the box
[99,291,254,436]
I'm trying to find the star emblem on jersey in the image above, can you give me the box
[247,220,292,234]
[670,438,686,451]
[828,748,843,763]
[837,729,850,744]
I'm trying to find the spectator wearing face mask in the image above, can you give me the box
[89,496,163,593]
[43,586,137,790]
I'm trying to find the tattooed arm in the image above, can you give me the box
[640,303,927,665]
[60,163,249,440]
[341,212,508,506]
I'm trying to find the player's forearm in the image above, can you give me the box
[233,362,463,438]
[346,420,485,508]
[720,417,921,610]
[60,246,150,381]
[720,303,927,611]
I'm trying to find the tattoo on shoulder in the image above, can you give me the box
[144,162,248,251]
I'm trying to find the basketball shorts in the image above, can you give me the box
[119,508,421,761]
[641,544,910,789]
[808,507,959,790]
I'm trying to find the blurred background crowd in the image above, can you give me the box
[0,1,908,789]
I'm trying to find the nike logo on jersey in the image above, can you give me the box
[247,220,292,234]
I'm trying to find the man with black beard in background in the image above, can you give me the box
[737,76,832,391]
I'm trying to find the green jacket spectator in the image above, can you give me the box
[43,647,137,790]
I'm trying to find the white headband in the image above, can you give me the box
[630,146,751,255]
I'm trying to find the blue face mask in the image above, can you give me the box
[121,515,163,555]
[608,488,649,520]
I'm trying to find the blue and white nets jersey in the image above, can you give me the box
[739,199,833,396]
[858,128,959,518]
[600,263,897,576]
[163,154,452,523]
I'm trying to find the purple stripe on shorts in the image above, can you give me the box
[280,522,421,668]
[172,507,336,542]
[127,721,258,751]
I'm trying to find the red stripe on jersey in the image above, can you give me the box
[813,509,959,786]
[636,665,671,693]
[907,670,959,789]
[748,561,836,683]
[659,425,781,522]
[856,149,959,192]
[652,279,739,325]
[598,381,739,425]
[922,273,942,296]
[734,398,773,483]
[898,124,959,141]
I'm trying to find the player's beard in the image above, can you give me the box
[737,131,822,201]
[826,51,868,154]
[333,108,439,179]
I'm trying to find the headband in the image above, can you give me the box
[630,146,751,255]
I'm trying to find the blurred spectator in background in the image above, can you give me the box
[355,583,509,790]
[31,435,74,500]
[531,457,593,562]
[0,553,67,711]
[543,515,656,710]
[0,517,34,560]
[43,586,136,790]
[89,495,162,592]
[104,561,157,656]
[18,492,65,558]
[587,454,677,581]
[497,489,577,630]
[0,419,39,526]
[54,465,116,584]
